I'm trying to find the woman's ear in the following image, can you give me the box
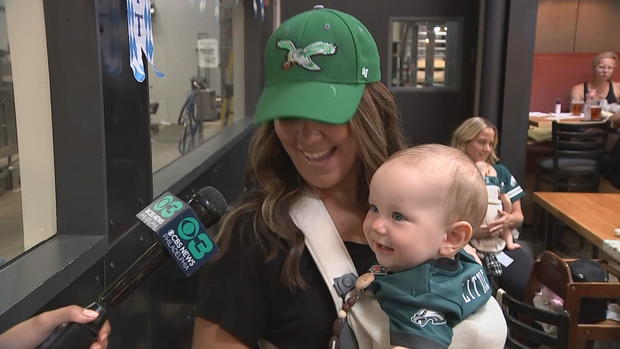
[439,221,473,257]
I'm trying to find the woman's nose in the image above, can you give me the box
[296,120,322,141]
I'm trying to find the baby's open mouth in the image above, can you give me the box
[376,241,394,252]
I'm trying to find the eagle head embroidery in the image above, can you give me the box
[276,40,337,71]
[410,308,447,328]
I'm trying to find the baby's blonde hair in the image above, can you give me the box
[387,144,487,230]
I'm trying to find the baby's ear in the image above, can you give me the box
[439,221,473,257]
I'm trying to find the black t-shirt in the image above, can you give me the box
[194,223,375,349]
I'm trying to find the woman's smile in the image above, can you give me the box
[302,147,337,165]
[275,118,360,190]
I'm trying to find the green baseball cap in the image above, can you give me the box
[254,6,381,124]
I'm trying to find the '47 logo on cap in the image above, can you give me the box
[277,40,337,71]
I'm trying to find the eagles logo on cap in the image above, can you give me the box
[277,40,337,71]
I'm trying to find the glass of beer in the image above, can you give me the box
[571,99,584,116]
[590,104,602,120]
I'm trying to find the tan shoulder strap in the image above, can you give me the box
[289,191,390,349]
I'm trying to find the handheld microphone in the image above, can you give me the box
[136,187,224,275]
[36,186,227,349]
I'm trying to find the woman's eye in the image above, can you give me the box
[392,212,405,221]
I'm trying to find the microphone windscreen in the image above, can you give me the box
[194,186,227,216]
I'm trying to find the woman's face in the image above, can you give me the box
[464,127,495,163]
[594,58,616,81]
[274,118,360,190]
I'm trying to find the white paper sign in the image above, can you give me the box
[127,0,165,82]
[197,38,219,69]
[496,251,514,268]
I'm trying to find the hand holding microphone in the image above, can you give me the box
[0,305,110,349]
[36,187,227,349]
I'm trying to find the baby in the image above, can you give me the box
[472,160,521,251]
[361,144,492,349]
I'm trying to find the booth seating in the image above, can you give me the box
[529,52,620,114]
[527,52,620,183]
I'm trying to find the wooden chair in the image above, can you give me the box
[535,120,609,192]
[523,251,620,349]
[496,288,570,349]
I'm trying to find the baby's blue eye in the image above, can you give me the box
[392,212,405,221]
[369,204,378,213]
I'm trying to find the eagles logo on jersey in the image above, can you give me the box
[410,308,447,327]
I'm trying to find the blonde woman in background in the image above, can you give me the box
[451,117,534,300]
[570,51,619,104]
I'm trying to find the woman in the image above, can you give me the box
[570,51,619,104]
[193,8,506,349]
[451,117,534,300]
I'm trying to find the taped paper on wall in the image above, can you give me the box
[198,38,219,69]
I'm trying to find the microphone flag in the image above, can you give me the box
[136,191,218,276]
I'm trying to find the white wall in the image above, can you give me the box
[5,0,56,248]
[148,0,224,124]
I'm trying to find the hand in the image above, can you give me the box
[0,305,111,349]
[485,210,512,234]
[587,88,598,101]
[477,224,501,238]
[476,210,503,238]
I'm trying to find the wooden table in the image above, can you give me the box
[534,192,620,260]
[528,115,583,128]
[528,113,612,128]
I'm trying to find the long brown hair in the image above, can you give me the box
[216,82,407,290]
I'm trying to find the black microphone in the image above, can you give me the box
[135,186,225,275]
[36,186,227,349]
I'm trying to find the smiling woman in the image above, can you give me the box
[192,7,507,349]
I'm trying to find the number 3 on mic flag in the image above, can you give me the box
[127,0,165,82]
[137,192,218,276]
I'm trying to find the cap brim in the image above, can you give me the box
[254,81,364,124]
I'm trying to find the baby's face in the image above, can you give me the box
[363,161,450,272]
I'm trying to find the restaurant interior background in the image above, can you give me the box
[523,0,620,228]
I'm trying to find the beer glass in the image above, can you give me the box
[571,99,584,116]
[590,104,602,120]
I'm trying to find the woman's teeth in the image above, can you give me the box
[304,149,332,161]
